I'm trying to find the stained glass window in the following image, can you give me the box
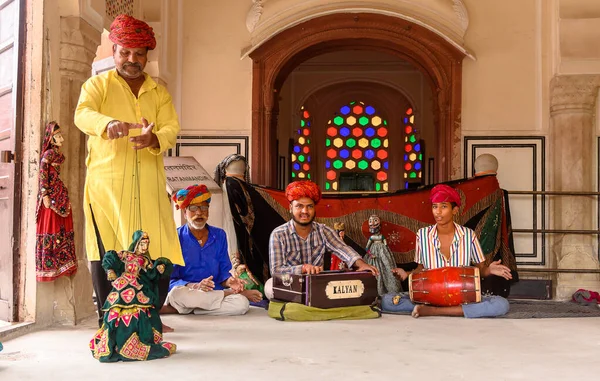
[403,107,422,189]
[291,107,312,180]
[325,102,388,191]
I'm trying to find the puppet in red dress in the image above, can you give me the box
[35,122,77,281]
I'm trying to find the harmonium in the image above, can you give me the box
[272,271,378,308]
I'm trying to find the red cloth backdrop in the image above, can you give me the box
[255,175,517,273]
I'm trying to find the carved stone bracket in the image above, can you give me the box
[246,0,264,33]
[60,17,102,78]
[550,75,600,115]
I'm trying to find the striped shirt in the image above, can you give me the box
[269,220,361,275]
[415,223,485,269]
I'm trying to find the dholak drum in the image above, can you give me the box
[409,266,481,306]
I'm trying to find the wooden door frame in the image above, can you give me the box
[249,13,465,187]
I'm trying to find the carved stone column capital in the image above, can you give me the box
[550,75,600,115]
[60,16,102,78]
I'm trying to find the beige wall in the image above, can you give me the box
[180,0,252,134]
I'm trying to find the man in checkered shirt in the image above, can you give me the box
[264,180,378,300]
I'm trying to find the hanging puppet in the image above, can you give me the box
[330,222,349,271]
[214,154,285,293]
[35,122,77,282]
[90,230,176,362]
[365,214,401,296]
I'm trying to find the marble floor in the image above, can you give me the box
[0,307,598,381]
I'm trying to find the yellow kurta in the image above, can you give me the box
[74,70,184,265]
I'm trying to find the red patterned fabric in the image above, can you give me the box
[285,180,322,204]
[109,14,156,50]
[430,184,461,206]
[257,176,517,274]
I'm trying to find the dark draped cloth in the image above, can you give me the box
[225,177,285,284]
[250,175,518,297]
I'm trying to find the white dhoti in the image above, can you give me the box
[166,286,250,316]
[264,278,274,300]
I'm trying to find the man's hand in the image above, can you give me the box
[353,259,379,276]
[392,268,409,281]
[130,117,159,150]
[487,260,513,280]
[106,120,142,140]
[189,275,215,292]
[226,277,247,293]
[301,264,323,274]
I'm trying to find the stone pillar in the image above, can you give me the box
[550,75,600,300]
[51,16,101,323]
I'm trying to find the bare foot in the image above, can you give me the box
[411,305,422,318]
[241,289,263,303]
[160,304,179,315]
[162,323,174,333]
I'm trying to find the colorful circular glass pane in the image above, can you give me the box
[346,138,356,148]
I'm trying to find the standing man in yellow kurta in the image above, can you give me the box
[74,15,184,328]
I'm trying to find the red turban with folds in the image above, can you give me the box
[430,184,461,206]
[285,181,322,205]
[109,15,156,50]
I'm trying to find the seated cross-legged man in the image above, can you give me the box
[161,184,261,316]
[382,184,512,318]
[264,180,379,299]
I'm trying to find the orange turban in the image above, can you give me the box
[285,181,322,204]
[430,184,461,206]
[172,184,211,210]
[109,15,156,50]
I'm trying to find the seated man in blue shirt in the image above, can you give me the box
[161,184,261,316]
[265,180,379,299]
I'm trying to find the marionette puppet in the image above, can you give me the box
[330,222,349,271]
[90,230,176,362]
[365,215,401,296]
[35,122,78,282]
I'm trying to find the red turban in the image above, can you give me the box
[285,181,322,204]
[430,184,461,206]
[109,15,156,50]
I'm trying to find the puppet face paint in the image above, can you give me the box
[368,215,381,234]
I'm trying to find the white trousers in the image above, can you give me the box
[264,278,274,300]
[166,286,250,316]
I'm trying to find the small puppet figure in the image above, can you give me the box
[90,231,176,362]
[365,215,401,296]
[35,122,77,282]
[330,222,349,271]
[235,264,265,295]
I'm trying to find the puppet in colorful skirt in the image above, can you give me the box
[90,230,176,362]
[35,122,77,282]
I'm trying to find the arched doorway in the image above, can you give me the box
[249,13,465,187]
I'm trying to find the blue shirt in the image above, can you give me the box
[169,224,232,291]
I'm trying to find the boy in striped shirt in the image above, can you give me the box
[382,184,512,318]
